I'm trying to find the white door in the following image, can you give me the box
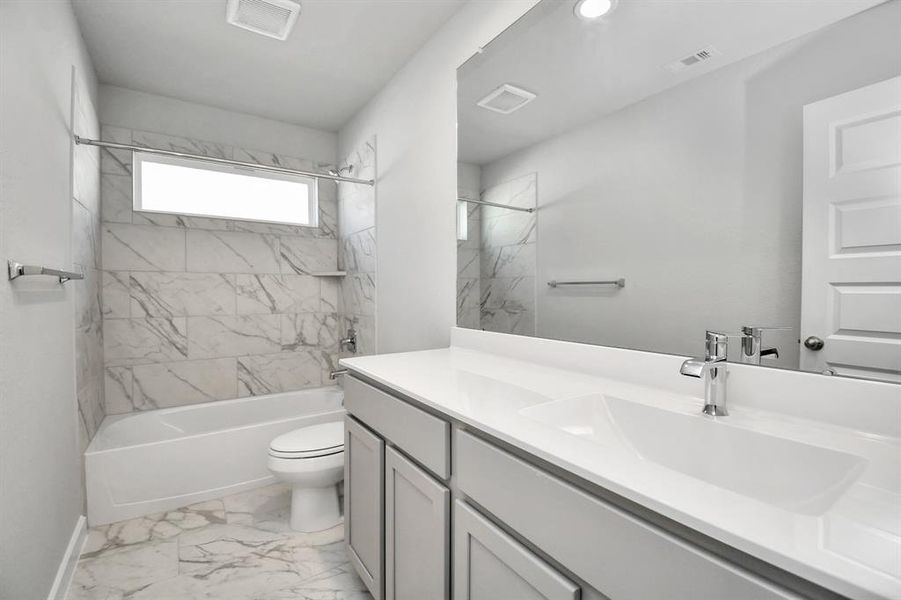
[801,76,901,381]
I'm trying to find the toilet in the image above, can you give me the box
[267,421,344,532]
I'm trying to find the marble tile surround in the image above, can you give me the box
[68,484,372,600]
[73,83,105,448]
[479,174,537,336]
[99,126,348,414]
[337,139,377,357]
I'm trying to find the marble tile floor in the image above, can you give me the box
[67,483,372,600]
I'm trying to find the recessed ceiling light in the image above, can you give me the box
[574,0,616,21]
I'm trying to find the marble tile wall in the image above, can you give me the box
[456,188,481,329]
[99,125,344,413]
[73,84,105,448]
[337,139,377,356]
[479,173,537,336]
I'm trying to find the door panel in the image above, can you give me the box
[454,500,580,600]
[801,76,901,381]
[345,416,385,600]
[385,447,450,600]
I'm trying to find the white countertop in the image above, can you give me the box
[341,333,901,600]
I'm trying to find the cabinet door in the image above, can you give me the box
[345,416,385,600]
[454,501,580,600]
[385,447,450,600]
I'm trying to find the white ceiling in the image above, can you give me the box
[72,0,466,132]
[458,0,888,165]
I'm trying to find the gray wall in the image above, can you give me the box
[0,1,98,598]
[481,1,901,364]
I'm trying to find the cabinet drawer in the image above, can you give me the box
[455,500,580,600]
[345,376,450,479]
[456,430,800,600]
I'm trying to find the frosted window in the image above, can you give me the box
[134,152,317,227]
[457,200,469,241]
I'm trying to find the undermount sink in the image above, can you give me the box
[519,395,866,515]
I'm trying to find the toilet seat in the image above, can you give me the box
[269,421,344,460]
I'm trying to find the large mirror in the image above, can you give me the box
[456,0,901,381]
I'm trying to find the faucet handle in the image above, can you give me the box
[740,325,792,337]
[738,326,790,364]
[704,330,730,361]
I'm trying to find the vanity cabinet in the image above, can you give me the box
[385,447,450,600]
[344,375,450,478]
[344,416,385,600]
[455,430,802,600]
[343,378,451,600]
[343,375,814,600]
[454,500,580,600]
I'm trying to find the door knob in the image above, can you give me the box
[804,336,825,351]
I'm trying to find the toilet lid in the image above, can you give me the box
[269,421,344,459]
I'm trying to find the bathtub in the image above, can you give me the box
[85,387,345,526]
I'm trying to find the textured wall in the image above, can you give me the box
[73,80,105,446]
[99,126,344,413]
[479,174,537,335]
[337,138,377,356]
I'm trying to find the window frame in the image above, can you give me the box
[132,151,319,228]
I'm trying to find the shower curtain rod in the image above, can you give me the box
[74,136,375,186]
[458,197,535,213]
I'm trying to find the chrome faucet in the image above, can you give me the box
[340,325,357,354]
[738,325,787,365]
[680,331,729,417]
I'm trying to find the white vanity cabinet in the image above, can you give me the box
[343,374,822,600]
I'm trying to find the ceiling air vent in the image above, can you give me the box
[477,84,537,115]
[664,45,721,73]
[226,0,301,41]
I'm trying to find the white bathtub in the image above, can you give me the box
[85,387,345,526]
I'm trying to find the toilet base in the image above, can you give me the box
[290,484,341,532]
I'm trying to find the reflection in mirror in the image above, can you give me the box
[456,0,901,381]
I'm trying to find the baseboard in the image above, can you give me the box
[46,515,86,600]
